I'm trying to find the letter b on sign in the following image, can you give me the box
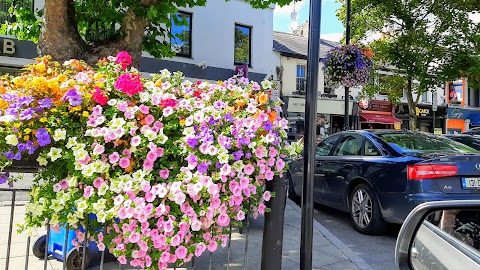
[3,39,15,55]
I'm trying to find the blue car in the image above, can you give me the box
[287,130,480,235]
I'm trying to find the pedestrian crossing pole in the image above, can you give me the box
[300,0,322,269]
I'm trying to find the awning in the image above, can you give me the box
[360,113,401,124]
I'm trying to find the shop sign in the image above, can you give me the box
[234,64,248,78]
[270,81,281,102]
[448,108,465,119]
[448,80,463,105]
[358,99,370,110]
[415,107,430,117]
[0,38,15,56]
[363,101,392,113]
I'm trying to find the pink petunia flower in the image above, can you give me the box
[159,169,170,179]
[108,152,120,164]
[119,157,130,169]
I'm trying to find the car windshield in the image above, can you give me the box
[377,133,478,154]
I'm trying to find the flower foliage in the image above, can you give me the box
[322,44,373,88]
[0,52,300,269]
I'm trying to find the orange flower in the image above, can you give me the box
[253,110,260,118]
[268,111,277,123]
[258,92,268,105]
[235,99,246,107]
[361,47,373,59]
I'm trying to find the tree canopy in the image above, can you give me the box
[336,0,480,129]
[1,0,291,65]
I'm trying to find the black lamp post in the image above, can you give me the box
[300,0,322,269]
[344,0,352,130]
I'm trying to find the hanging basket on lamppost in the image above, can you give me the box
[322,44,374,88]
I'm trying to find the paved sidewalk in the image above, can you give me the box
[0,199,373,270]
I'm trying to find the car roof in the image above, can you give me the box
[334,129,430,136]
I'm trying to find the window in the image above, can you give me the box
[296,65,306,94]
[421,91,428,102]
[234,24,251,66]
[171,11,192,58]
[315,135,340,157]
[364,140,380,156]
[333,135,363,156]
[0,0,33,24]
[324,81,334,95]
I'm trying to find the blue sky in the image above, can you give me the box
[273,0,345,41]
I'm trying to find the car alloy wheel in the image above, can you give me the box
[350,183,387,235]
[351,189,373,228]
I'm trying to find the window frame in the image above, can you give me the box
[332,135,365,156]
[315,134,341,157]
[364,138,382,156]
[234,23,252,67]
[171,10,193,58]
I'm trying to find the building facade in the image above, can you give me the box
[0,0,278,83]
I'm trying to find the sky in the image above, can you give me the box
[273,0,345,42]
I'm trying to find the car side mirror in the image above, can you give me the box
[396,201,480,270]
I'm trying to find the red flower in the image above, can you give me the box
[114,73,143,96]
[162,99,177,108]
[193,90,203,98]
[92,87,108,105]
[115,51,133,70]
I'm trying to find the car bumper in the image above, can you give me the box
[379,192,480,224]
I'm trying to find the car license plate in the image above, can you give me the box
[462,178,480,189]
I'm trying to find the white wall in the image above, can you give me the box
[144,0,279,79]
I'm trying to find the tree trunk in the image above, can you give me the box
[37,0,147,67]
[405,78,417,130]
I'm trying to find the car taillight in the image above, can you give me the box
[407,164,458,180]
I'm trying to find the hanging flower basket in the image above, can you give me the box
[322,44,373,88]
[0,52,301,269]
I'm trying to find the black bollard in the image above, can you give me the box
[261,175,287,270]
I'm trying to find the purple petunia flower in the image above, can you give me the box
[38,98,52,109]
[245,152,252,159]
[17,143,27,152]
[1,93,16,102]
[62,89,83,106]
[36,128,51,147]
[5,151,14,160]
[224,114,233,122]
[0,172,9,184]
[187,138,198,148]
[197,162,208,174]
[19,108,34,120]
[13,152,21,160]
[215,161,222,169]
[17,96,34,106]
[233,150,243,161]
[263,122,272,131]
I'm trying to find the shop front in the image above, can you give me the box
[356,99,401,130]
[283,96,353,141]
[446,107,480,134]
[395,104,446,133]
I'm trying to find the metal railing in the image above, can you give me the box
[1,176,286,270]
[295,78,307,95]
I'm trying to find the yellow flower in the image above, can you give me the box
[24,128,31,134]
[32,76,48,88]
[40,117,47,123]
[13,123,21,128]
[12,77,24,86]
[180,119,185,126]
[95,82,105,88]
[23,135,29,141]
[217,80,224,85]
[57,74,68,82]
[35,62,46,72]
[94,73,104,80]
[82,111,89,117]
[50,108,58,113]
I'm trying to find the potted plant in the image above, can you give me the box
[0,52,301,269]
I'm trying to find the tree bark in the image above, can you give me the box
[37,1,148,67]
[405,78,418,130]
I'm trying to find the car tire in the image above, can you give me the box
[286,172,300,202]
[350,183,387,235]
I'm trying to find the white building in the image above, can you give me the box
[0,0,279,83]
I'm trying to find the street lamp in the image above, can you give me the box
[300,0,322,269]
[344,0,352,130]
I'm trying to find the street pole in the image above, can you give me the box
[344,0,351,130]
[300,0,322,269]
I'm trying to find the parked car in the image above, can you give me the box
[463,127,480,135]
[445,133,480,151]
[287,130,480,235]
